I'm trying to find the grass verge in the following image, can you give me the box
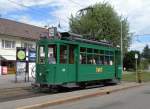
[122,71,150,82]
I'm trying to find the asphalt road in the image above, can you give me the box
[43,83,150,109]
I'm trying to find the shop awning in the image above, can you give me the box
[0,55,16,61]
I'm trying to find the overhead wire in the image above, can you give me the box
[134,34,150,44]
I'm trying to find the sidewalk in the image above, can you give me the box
[0,82,143,109]
[0,74,34,89]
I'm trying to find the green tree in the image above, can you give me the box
[142,45,150,62]
[123,50,140,71]
[69,2,131,52]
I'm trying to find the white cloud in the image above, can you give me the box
[14,15,58,28]
[0,0,25,14]
[0,0,54,14]
[1,0,150,35]
[1,0,150,51]
[19,0,53,6]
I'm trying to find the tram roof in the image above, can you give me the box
[60,32,113,47]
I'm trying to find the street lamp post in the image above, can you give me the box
[120,21,123,74]
[135,53,138,82]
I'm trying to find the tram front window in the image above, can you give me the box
[48,45,57,64]
[39,46,45,64]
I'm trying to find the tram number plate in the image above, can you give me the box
[96,67,103,73]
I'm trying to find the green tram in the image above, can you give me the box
[36,32,122,89]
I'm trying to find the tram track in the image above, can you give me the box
[0,83,113,103]
[0,87,46,103]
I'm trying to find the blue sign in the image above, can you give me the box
[28,49,36,62]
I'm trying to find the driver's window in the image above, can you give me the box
[39,46,45,64]
[48,45,57,64]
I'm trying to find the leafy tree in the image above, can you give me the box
[142,45,150,62]
[123,50,140,70]
[140,60,149,70]
[69,2,131,52]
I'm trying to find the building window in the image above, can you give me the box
[2,40,16,48]
[21,42,33,49]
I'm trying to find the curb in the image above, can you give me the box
[17,83,144,109]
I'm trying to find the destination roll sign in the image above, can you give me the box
[16,47,26,61]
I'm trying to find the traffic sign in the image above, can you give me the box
[135,53,138,59]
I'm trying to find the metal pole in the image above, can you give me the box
[136,59,138,82]
[121,21,123,73]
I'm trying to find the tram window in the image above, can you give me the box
[100,50,104,54]
[69,46,74,64]
[104,56,109,65]
[100,55,104,65]
[87,54,94,64]
[80,53,86,64]
[94,49,98,53]
[87,48,93,53]
[94,55,100,64]
[60,45,67,64]
[48,45,56,64]
[80,47,86,53]
[105,51,110,56]
[110,56,114,65]
[39,46,45,64]
[109,51,113,56]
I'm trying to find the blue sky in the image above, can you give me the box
[0,0,150,52]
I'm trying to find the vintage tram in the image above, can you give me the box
[35,32,122,89]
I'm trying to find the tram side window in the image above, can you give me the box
[87,48,95,64]
[104,51,114,65]
[109,51,114,65]
[95,54,100,64]
[69,45,74,64]
[39,46,45,64]
[87,54,93,64]
[48,45,57,64]
[80,47,87,64]
[60,45,67,64]
[104,56,109,65]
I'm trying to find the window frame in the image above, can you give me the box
[48,44,57,64]
[60,44,68,64]
[38,45,46,64]
[1,39,16,49]
[79,46,114,66]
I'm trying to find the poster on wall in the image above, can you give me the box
[16,62,26,76]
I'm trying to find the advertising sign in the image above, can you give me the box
[16,47,26,61]
[28,49,36,62]
[2,66,7,75]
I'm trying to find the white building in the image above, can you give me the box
[0,18,47,75]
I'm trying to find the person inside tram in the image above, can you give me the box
[48,53,56,64]
[80,54,82,64]
[92,58,96,64]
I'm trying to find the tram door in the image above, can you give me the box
[68,45,77,82]
[59,44,77,83]
[115,50,122,80]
